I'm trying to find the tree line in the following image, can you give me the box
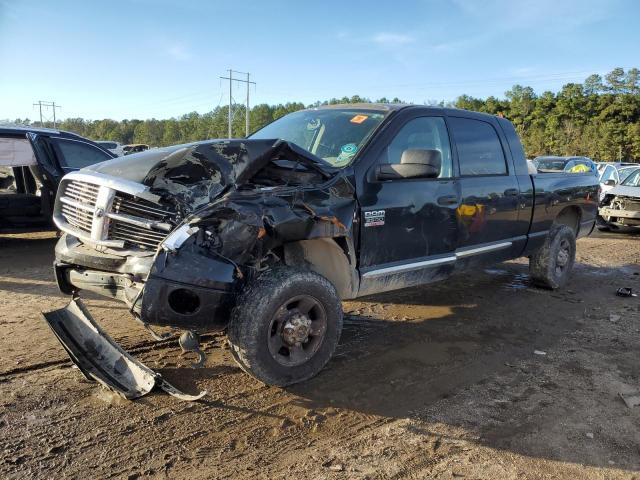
[9,67,640,161]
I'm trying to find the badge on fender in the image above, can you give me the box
[364,210,385,227]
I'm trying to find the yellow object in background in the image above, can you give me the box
[568,164,590,173]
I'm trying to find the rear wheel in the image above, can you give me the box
[228,267,343,386]
[529,224,576,289]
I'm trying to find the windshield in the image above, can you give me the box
[534,158,568,171]
[621,169,640,186]
[250,109,386,168]
[619,166,639,183]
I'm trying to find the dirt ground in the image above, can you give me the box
[1,230,639,479]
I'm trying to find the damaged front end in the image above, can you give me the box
[599,186,640,230]
[46,138,357,399]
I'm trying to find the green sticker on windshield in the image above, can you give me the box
[334,143,358,166]
[335,147,356,165]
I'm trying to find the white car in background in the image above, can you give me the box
[598,163,639,200]
[96,140,125,156]
[599,168,640,231]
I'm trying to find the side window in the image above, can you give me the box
[382,117,453,178]
[601,166,615,182]
[53,139,112,170]
[449,117,507,176]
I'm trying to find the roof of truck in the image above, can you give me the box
[308,103,507,123]
[0,125,82,139]
[306,103,410,112]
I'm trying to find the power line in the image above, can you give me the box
[220,69,256,137]
[33,100,61,127]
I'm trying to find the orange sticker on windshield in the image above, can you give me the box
[350,115,368,124]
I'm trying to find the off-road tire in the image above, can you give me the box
[228,267,343,386]
[529,224,576,289]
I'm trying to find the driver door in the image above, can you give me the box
[357,115,460,296]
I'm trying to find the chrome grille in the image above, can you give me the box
[60,181,99,236]
[61,204,93,231]
[112,193,170,220]
[55,178,175,251]
[64,181,99,207]
[109,192,173,249]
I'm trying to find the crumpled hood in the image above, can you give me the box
[85,138,338,211]
[608,185,640,198]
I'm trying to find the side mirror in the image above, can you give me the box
[375,163,439,180]
[604,179,616,186]
[375,148,442,180]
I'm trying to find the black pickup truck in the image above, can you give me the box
[45,104,599,399]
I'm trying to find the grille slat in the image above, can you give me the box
[111,226,167,241]
[65,190,97,204]
[57,179,175,250]
[108,229,163,248]
[113,198,170,219]
[61,206,93,223]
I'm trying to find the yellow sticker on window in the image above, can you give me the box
[350,115,368,124]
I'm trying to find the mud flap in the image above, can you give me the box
[42,299,206,401]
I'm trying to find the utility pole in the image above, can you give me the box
[220,70,256,138]
[33,100,61,127]
[245,72,250,137]
[228,69,232,138]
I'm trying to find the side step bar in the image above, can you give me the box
[43,299,206,401]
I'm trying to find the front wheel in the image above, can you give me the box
[529,224,576,289]
[228,267,343,386]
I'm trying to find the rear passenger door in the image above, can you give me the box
[448,116,523,265]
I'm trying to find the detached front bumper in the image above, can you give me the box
[54,233,240,332]
[43,298,206,401]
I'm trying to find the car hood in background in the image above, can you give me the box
[608,185,640,198]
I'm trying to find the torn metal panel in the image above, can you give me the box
[43,299,206,401]
[187,176,357,269]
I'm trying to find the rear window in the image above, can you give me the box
[534,158,568,171]
[99,142,117,149]
[449,117,507,175]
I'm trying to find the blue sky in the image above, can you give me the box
[1,0,639,121]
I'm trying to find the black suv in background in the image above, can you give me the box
[0,126,115,233]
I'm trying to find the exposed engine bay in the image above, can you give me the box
[599,186,640,229]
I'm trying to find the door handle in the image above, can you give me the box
[437,195,459,206]
[504,188,519,196]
